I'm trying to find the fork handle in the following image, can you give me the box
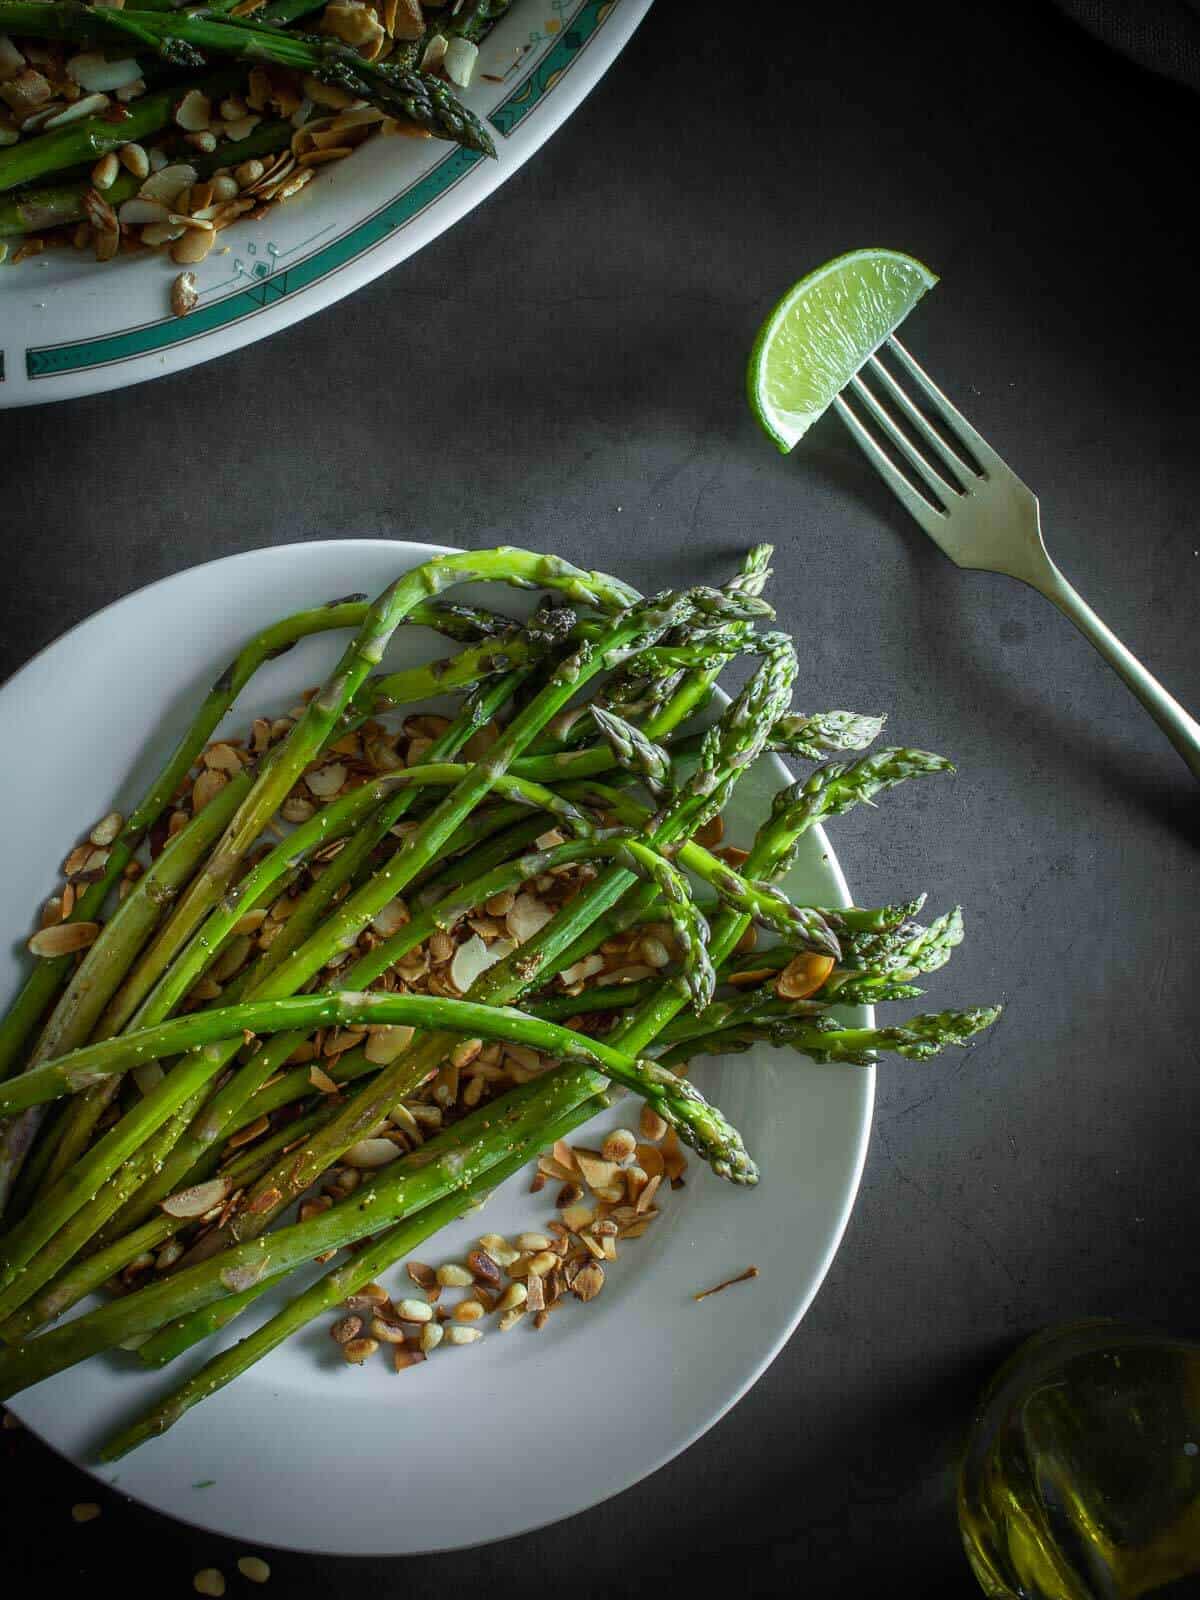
[1033,560,1200,781]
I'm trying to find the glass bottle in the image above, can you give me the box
[959,1320,1200,1599]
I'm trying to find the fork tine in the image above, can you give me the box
[833,395,947,533]
[866,356,979,491]
[885,337,1006,474]
[848,375,960,506]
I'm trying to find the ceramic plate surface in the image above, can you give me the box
[0,0,652,407]
[1,539,873,1552]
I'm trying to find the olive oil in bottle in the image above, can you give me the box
[959,1321,1200,1599]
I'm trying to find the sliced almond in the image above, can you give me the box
[27,921,99,957]
[160,1177,230,1219]
[572,1147,619,1193]
[364,1024,414,1064]
[777,952,836,1001]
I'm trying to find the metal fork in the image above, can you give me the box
[836,337,1200,781]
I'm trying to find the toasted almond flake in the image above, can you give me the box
[777,952,836,1001]
[370,896,409,937]
[363,1024,414,1064]
[89,810,123,847]
[639,1105,668,1141]
[635,1142,665,1179]
[572,1147,620,1193]
[43,93,109,129]
[28,921,99,958]
[304,763,346,798]
[160,1177,230,1218]
[175,88,210,132]
[192,768,226,813]
[601,1128,637,1166]
[169,267,199,316]
[443,34,478,87]
[661,1129,687,1181]
[695,813,724,848]
[477,1233,519,1267]
[343,1138,401,1169]
[66,51,140,92]
[559,953,606,986]
[137,162,196,206]
[202,742,242,775]
[449,933,511,995]
[571,1261,606,1302]
[506,893,553,945]
[236,1558,271,1584]
[604,963,656,986]
[552,1139,580,1177]
[141,220,186,247]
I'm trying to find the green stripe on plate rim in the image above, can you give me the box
[24,0,618,382]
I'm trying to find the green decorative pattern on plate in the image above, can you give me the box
[22,0,620,384]
[491,0,614,135]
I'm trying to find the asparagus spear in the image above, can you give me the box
[0,68,247,193]
[0,1096,347,1344]
[589,705,673,799]
[101,1094,594,1458]
[0,553,643,1236]
[766,711,888,760]
[656,1007,1001,1070]
[0,5,496,155]
[0,1066,610,1402]
[177,597,774,1249]
[0,587,763,1306]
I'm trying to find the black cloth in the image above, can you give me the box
[1053,0,1200,90]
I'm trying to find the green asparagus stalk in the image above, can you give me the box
[188,595,772,1247]
[0,68,246,193]
[656,1007,1001,1070]
[0,593,382,1088]
[0,1096,347,1344]
[0,120,299,240]
[101,1092,595,1457]
[0,6,496,156]
[589,705,673,798]
[0,1066,610,1402]
[766,711,888,760]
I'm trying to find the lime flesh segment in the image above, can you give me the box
[748,249,938,453]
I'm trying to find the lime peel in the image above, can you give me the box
[748,248,938,453]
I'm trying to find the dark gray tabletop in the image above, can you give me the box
[2,1,1198,1592]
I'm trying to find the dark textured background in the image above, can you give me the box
[2,1,1198,1592]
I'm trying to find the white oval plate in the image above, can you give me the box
[0,0,652,408]
[1,539,873,1554]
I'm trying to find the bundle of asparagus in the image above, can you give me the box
[0,0,510,274]
[0,543,998,1457]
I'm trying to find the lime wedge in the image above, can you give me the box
[748,249,938,453]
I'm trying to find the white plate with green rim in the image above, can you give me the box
[0,0,652,409]
[0,539,873,1553]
